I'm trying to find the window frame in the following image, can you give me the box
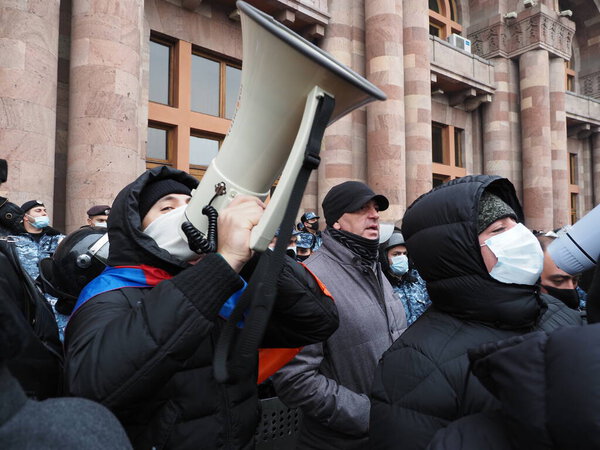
[429,0,462,39]
[147,34,241,177]
[432,122,467,185]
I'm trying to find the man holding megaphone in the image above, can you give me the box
[64,165,338,449]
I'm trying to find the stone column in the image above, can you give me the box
[318,0,356,213]
[549,56,570,228]
[403,0,432,206]
[593,133,600,206]
[0,1,60,212]
[483,58,513,180]
[65,0,145,231]
[519,49,553,230]
[365,0,405,222]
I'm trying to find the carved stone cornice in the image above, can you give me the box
[468,10,575,61]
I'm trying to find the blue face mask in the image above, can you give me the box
[390,254,409,276]
[30,215,50,229]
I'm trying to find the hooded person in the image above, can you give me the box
[64,165,338,449]
[272,181,407,450]
[379,229,431,326]
[428,324,600,450]
[369,175,582,450]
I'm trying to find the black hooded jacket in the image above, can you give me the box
[428,324,600,449]
[64,166,338,449]
[369,175,582,450]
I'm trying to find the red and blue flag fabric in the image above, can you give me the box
[72,265,246,323]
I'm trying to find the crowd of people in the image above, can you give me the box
[1,158,598,449]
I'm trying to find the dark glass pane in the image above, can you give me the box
[149,41,170,105]
[429,24,441,37]
[190,136,219,166]
[191,55,220,116]
[433,174,449,188]
[429,0,440,13]
[454,128,464,168]
[449,0,457,21]
[432,125,444,163]
[147,127,168,160]
[569,153,577,184]
[225,65,242,120]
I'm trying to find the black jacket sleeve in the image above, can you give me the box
[260,255,339,348]
[65,253,243,410]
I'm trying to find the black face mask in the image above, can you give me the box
[542,285,580,310]
[296,253,310,262]
[307,222,319,232]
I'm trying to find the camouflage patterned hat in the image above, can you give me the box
[477,191,517,234]
[296,232,314,249]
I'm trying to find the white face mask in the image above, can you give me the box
[481,222,543,285]
[93,222,108,228]
[143,205,198,262]
[390,254,409,276]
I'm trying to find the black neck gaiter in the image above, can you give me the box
[542,285,580,310]
[329,228,379,264]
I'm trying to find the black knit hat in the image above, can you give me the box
[138,179,192,220]
[21,200,44,213]
[477,191,517,234]
[322,181,389,227]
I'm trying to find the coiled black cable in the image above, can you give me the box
[181,204,219,254]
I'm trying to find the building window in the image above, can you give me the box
[432,123,466,186]
[147,34,241,178]
[565,57,576,92]
[568,153,579,224]
[429,0,462,39]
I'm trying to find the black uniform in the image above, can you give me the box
[369,175,582,450]
[65,166,338,449]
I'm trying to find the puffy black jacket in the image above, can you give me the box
[428,324,600,449]
[0,240,63,400]
[369,175,582,450]
[65,166,338,449]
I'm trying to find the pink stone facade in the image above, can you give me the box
[1,0,599,233]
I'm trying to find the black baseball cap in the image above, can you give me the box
[322,181,389,227]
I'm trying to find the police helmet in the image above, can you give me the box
[38,226,109,315]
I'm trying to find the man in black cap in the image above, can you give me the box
[297,211,323,252]
[14,200,67,340]
[273,180,408,450]
[86,204,111,228]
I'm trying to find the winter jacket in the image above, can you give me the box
[428,324,599,450]
[369,175,583,450]
[0,365,132,449]
[64,166,338,449]
[0,240,63,399]
[14,228,69,339]
[390,269,431,326]
[273,229,407,449]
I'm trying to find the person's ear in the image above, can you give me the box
[333,222,341,230]
[87,218,93,226]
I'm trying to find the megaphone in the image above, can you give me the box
[548,203,600,275]
[181,0,386,251]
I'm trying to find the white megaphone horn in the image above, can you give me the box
[181,0,386,251]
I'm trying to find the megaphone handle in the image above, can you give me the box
[213,93,335,384]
